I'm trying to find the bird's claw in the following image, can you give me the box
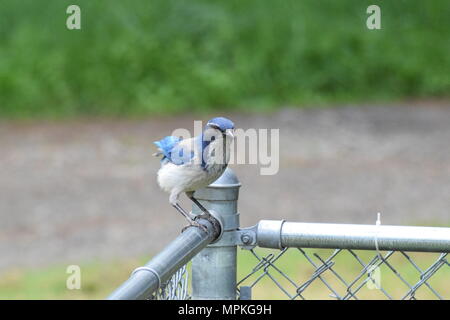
[181,220,208,233]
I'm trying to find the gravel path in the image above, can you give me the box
[1,103,449,271]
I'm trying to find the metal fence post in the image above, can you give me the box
[191,168,241,300]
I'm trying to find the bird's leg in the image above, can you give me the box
[186,192,222,237]
[186,191,212,219]
[172,202,193,222]
[170,191,207,232]
[172,203,208,233]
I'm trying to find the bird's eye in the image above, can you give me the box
[211,136,215,141]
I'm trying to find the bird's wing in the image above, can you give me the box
[154,136,200,166]
[154,136,181,159]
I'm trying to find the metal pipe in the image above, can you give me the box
[107,218,216,300]
[256,220,450,253]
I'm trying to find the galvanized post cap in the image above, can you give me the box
[209,167,241,188]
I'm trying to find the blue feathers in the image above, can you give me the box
[154,135,196,165]
[154,136,181,161]
[154,117,234,168]
[206,117,234,131]
[154,135,190,165]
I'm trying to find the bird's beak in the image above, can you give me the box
[225,129,235,138]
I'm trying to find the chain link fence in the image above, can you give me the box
[151,265,190,300]
[236,248,449,300]
[155,247,449,300]
[109,169,450,301]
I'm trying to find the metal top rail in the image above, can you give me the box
[256,220,450,252]
[108,218,217,300]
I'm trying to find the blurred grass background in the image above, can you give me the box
[0,0,449,118]
[1,248,448,299]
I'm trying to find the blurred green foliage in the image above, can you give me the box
[0,0,449,118]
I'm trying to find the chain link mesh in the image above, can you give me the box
[154,249,450,300]
[237,248,449,300]
[152,265,190,300]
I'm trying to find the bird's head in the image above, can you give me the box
[205,117,235,139]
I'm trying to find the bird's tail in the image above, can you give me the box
[153,136,182,161]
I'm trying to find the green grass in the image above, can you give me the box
[0,257,147,299]
[0,0,449,118]
[1,248,448,299]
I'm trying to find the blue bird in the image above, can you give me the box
[154,117,235,230]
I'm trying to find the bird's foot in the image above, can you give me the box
[185,193,222,237]
[181,220,208,233]
[196,212,213,221]
[195,211,222,239]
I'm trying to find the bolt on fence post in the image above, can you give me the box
[191,167,241,300]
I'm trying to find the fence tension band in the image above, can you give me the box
[131,266,162,290]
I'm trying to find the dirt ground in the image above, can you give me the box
[1,102,449,271]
